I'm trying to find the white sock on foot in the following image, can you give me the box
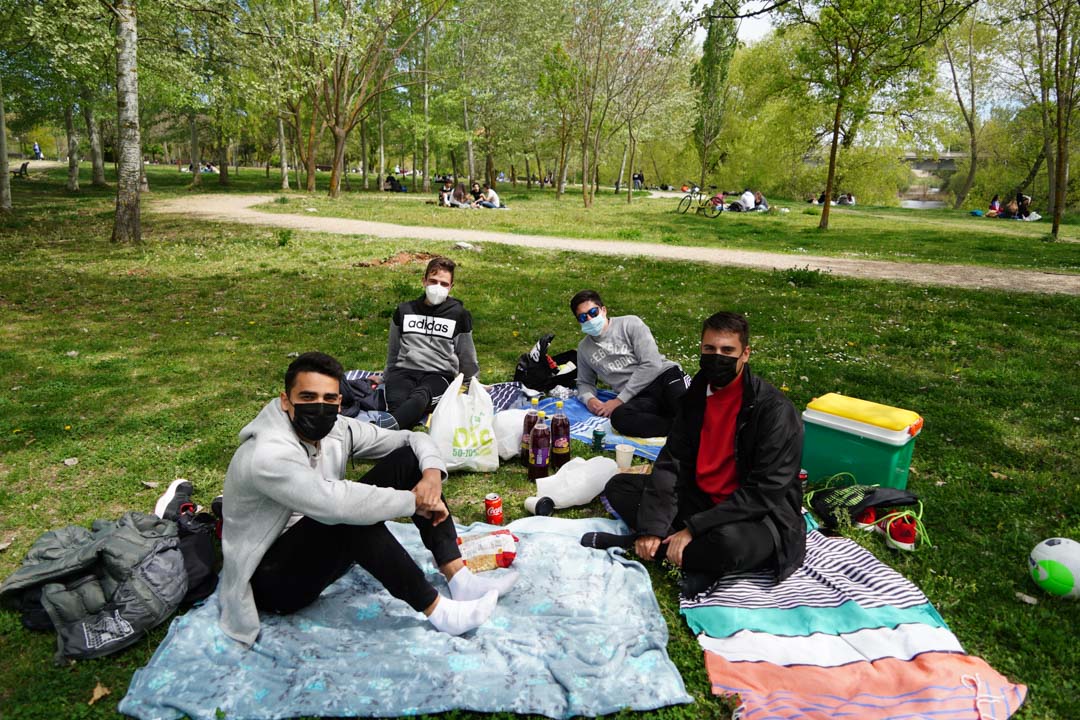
[427,591,498,636]
[448,566,520,602]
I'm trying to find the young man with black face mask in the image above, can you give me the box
[218,352,516,646]
[383,257,479,430]
[582,312,806,597]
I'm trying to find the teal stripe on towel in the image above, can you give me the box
[682,601,947,640]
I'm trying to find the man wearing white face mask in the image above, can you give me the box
[570,289,687,438]
[383,257,479,430]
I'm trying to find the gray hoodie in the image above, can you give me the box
[218,398,446,646]
[576,315,678,404]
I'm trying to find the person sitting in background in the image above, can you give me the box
[846,193,856,205]
[730,188,755,212]
[469,182,484,204]
[817,191,827,205]
[1017,193,1032,219]
[1000,199,1018,219]
[987,194,1001,217]
[475,183,501,209]
[753,191,769,211]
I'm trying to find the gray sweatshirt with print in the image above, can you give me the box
[218,398,446,646]
[575,315,678,404]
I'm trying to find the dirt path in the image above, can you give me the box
[152,194,1080,296]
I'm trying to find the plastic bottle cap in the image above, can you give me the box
[531,398,539,406]
[538,411,546,418]
[556,401,563,409]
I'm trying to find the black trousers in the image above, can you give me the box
[602,472,775,577]
[610,366,688,438]
[384,368,453,430]
[250,447,460,615]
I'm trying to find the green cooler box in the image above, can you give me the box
[801,393,923,489]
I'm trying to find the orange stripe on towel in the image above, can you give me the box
[704,650,1027,720]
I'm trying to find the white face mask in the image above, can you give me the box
[425,284,450,305]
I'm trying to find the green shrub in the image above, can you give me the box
[773,264,831,287]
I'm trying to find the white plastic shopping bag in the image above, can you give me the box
[493,409,528,461]
[428,374,499,472]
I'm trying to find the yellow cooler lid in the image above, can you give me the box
[806,393,923,435]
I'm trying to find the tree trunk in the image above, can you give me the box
[615,142,627,193]
[0,74,10,214]
[555,135,568,199]
[449,148,459,182]
[378,96,386,189]
[328,125,346,198]
[411,129,418,192]
[217,129,230,186]
[559,144,570,196]
[163,139,171,166]
[422,25,431,193]
[292,142,301,190]
[511,163,516,188]
[535,151,543,188]
[277,115,289,190]
[81,99,106,187]
[819,94,845,230]
[360,116,369,189]
[580,135,591,208]
[485,152,495,189]
[1034,13,1057,215]
[304,102,317,192]
[463,98,475,184]
[525,155,532,190]
[626,130,636,205]
[189,114,201,187]
[112,0,141,243]
[64,104,80,192]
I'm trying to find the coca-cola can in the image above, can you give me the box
[799,468,809,493]
[484,493,504,525]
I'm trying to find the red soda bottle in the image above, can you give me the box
[528,411,551,481]
[520,397,539,467]
[550,400,571,470]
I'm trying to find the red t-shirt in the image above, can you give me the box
[695,376,743,504]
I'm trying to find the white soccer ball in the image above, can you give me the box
[1028,538,1080,599]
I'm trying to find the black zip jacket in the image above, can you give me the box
[638,365,806,581]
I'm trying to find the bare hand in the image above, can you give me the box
[413,470,443,512]
[426,499,449,526]
[634,535,662,561]
[590,398,624,418]
[662,528,693,568]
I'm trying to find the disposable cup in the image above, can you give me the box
[615,444,634,469]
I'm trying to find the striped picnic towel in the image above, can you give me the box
[681,531,1027,719]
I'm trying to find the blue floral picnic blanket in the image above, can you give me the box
[119,517,692,720]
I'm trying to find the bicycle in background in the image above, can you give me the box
[677,185,724,218]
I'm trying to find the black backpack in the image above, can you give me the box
[514,334,577,392]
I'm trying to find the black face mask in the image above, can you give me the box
[289,402,339,442]
[700,353,739,388]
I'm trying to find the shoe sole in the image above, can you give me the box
[154,479,193,519]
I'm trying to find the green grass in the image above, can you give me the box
[249,183,1080,273]
[1,169,1079,718]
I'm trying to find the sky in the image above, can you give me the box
[737,13,774,44]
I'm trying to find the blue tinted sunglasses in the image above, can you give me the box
[576,306,602,323]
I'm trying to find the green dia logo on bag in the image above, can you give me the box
[452,426,494,458]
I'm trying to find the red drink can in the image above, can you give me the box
[484,493,504,525]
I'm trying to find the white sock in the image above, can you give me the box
[448,566,521,602]
[426,591,498,636]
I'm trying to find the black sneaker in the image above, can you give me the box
[154,479,195,521]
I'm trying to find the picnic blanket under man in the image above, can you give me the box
[680,528,1027,719]
[119,517,691,720]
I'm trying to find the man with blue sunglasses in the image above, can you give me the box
[569,290,687,438]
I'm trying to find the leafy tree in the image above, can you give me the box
[776,0,966,229]
[691,0,737,188]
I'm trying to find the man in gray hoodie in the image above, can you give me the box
[218,352,517,646]
[570,290,687,438]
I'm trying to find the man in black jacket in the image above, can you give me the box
[584,311,805,595]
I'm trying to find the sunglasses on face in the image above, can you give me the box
[576,306,602,323]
